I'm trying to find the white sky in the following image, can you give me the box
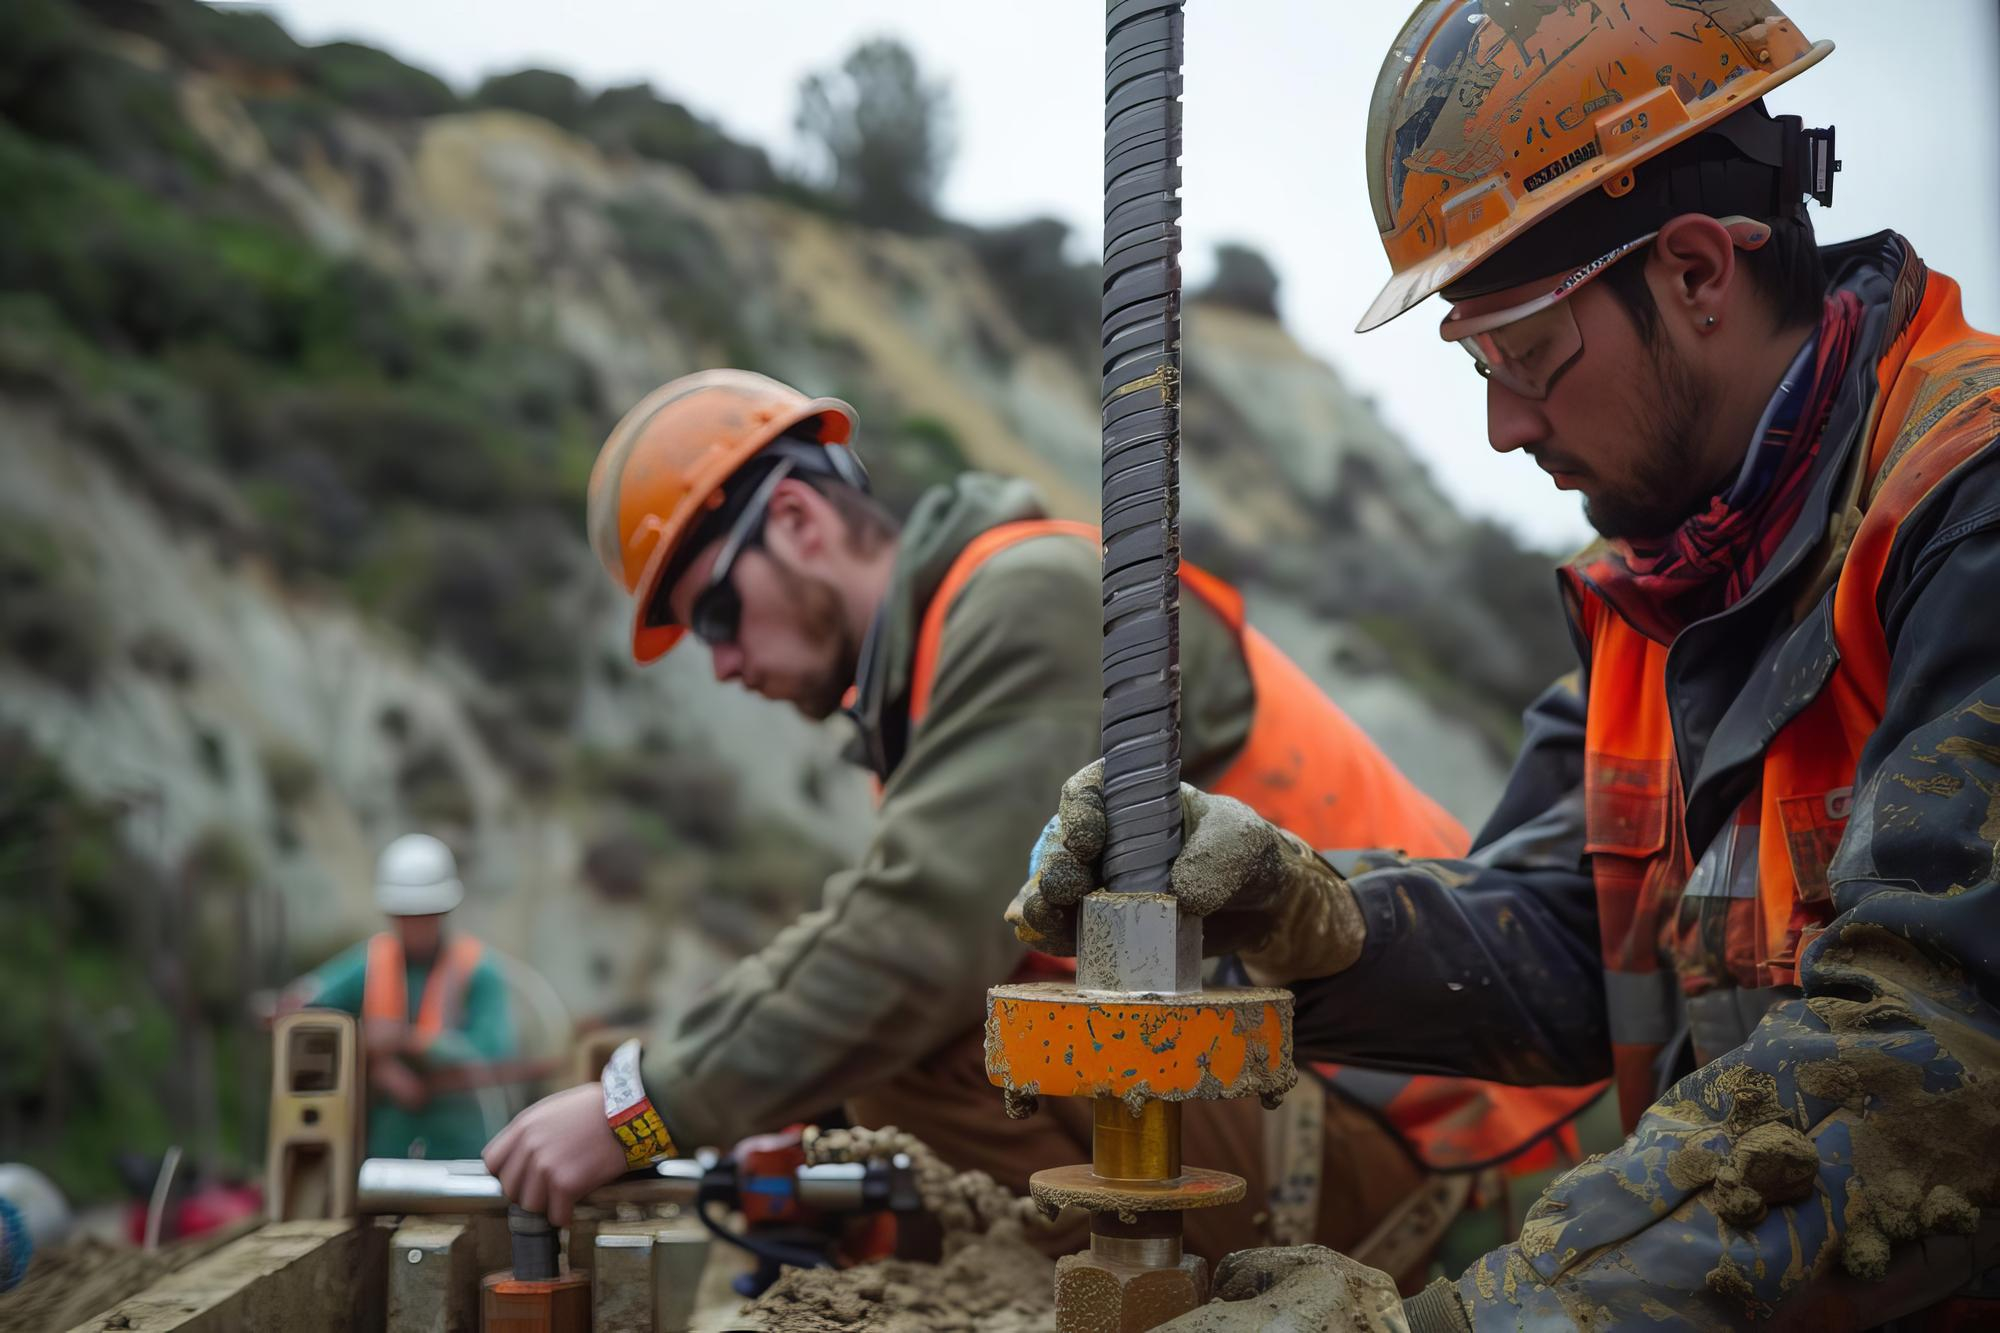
[249,1,2000,549]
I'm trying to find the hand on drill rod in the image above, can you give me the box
[1004,760,1369,985]
[482,1082,629,1227]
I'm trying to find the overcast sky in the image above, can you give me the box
[250,1,2000,549]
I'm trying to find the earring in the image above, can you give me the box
[1704,315,1719,329]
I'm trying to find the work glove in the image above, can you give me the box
[1151,1246,1467,1333]
[1005,760,1367,985]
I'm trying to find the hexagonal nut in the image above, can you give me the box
[1053,1251,1207,1333]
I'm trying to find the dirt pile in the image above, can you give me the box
[725,1227,1055,1333]
[718,1127,1060,1332]
[803,1126,1048,1234]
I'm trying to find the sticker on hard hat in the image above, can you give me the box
[1523,140,1603,193]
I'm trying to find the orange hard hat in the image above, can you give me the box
[586,369,859,663]
[1359,0,1833,332]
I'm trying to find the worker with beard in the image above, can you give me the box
[482,368,1599,1271]
[1009,2,2000,1328]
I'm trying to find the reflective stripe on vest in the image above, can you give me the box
[910,519,1605,1170]
[1573,269,2000,1132]
[362,931,486,1051]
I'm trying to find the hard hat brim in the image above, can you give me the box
[377,876,465,917]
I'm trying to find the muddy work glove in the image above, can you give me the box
[1153,1246,1439,1333]
[1005,760,1367,985]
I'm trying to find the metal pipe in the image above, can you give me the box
[358,1158,703,1215]
[509,1205,558,1281]
[1089,1211,1183,1269]
[355,1157,896,1218]
[1091,1097,1180,1181]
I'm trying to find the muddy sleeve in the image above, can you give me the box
[637,554,1104,1152]
[1454,522,2000,1329]
[1288,673,1610,1086]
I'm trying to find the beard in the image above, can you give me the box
[771,559,859,721]
[1581,336,1715,542]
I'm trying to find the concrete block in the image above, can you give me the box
[386,1221,473,1333]
[70,1220,387,1333]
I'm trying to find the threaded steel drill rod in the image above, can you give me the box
[1099,0,1187,898]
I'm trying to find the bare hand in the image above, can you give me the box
[482,1082,630,1226]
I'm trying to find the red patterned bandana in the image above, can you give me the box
[1567,289,1867,644]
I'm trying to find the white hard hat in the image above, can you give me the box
[0,1163,72,1252]
[375,833,465,916]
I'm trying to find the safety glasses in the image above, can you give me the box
[1440,216,1768,401]
[657,458,796,647]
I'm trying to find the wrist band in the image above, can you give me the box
[602,1038,676,1167]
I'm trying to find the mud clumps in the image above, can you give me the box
[805,1126,1047,1236]
[1668,1070,1817,1226]
[1719,1122,1819,1223]
[1169,792,1280,919]
[1920,1185,1980,1235]
[1795,1058,1861,1107]
[1666,1144,1722,1192]
[1714,1065,1785,1134]
[1789,924,2000,1283]
[729,1129,1060,1331]
[733,1228,1056,1333]
[1705,1253,1755,1301]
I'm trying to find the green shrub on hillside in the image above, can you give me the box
[0,519,104,692]
[1199,243,1282,321]
[962,217,1098,353]
[586,82,780,193]
[475,68,587,129]
[301,41,457,117]
[81,0,308,75]
[1,0,219,183]
[0,730,258,1201]
[796,38,954,233]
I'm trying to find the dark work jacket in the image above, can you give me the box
[1291,236,2000,1328]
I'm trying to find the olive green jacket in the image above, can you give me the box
[640,474,1252,1150]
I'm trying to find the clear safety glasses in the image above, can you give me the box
[1440,216,1769,401]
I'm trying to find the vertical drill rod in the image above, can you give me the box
[1100,0,1187,900]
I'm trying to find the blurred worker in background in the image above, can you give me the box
[483,368,1598,1273]
[282,833,515,1160]
[1012,1,2000,1328]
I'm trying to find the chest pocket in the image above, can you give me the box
[1584,752,1685,972]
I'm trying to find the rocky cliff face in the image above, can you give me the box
[0,0,1572,1189]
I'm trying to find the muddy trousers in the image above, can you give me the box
[848,1025,1429,1281]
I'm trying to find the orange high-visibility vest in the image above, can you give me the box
[1572,270,2000,1131]
[912,519,1604,1170]
[362,931,486,1053]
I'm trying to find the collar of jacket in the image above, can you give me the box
[1563,231,1927,641]
[841,473,1053,779]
